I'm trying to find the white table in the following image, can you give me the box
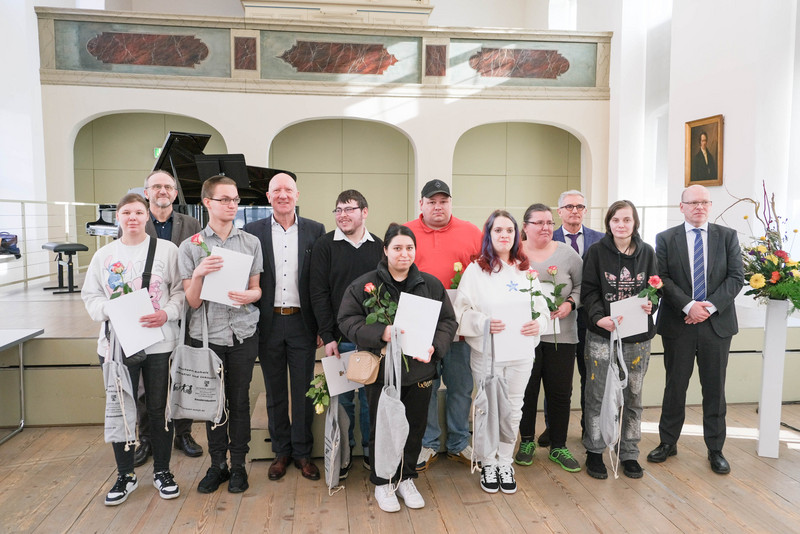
[0,328,44,445]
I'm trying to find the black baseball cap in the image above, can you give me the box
[420,179,451,198]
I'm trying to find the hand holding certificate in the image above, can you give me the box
[609,296,649,339]
[393,292,442,362]
[199,246,254,308]
[321,351,362,396]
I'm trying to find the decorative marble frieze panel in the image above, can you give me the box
[235,37,258,70]
[425,44,446,77]
[86,32,209,67]
[54,20,230,77]
[279,41,397,74]
[261,31,420,83]
[449,39,596,87]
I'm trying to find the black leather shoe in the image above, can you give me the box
[133,439,152,467]
[708,450,730,474]
[646,442,677,463]
[174,433,204,458]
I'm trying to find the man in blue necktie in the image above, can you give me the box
[647,184,743,475]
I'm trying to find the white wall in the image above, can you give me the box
[668,2,798,242]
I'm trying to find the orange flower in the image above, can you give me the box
[770,271,781,284]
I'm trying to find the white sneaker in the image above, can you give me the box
[447,444,474,466]
[480,464,499,494]
[153,470,180,499]
[374,484,400,513]
[415,447,438,472]
[498,464,517,494]
[105,473,138,506]
[396,479,425,509]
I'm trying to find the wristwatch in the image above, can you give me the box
[567,298,576,311]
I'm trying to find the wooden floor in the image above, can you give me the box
[2,404,800,534]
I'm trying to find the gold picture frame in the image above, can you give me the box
[685,114,723,187]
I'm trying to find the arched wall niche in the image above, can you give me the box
[452,122,583,228]
[269,118,417,236]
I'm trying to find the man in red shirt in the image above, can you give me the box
[406,180,482,470]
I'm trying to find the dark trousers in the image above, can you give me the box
[260,313,317,458]
[191,334,258,466]
[366,378,432,486]
[659,321,731,451]
[137,383,192,439]
[519,342,576,449]
[104,351,173,475]
[575,310,589,434]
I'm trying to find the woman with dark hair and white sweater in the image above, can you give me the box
[82,193,184,506]
[453,210,549,495]
[581,200,658,480]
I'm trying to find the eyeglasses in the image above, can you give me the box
[525,221,555,227]
[209,197,241,206]
[683,201,712,207]
[560,204,586,211]
[332,206,360,215]
[148,184,175,192]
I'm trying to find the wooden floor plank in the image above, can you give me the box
[3,404,800,533]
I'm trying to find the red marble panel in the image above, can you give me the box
[279,41,397,75]
[425,45,446,77]
[235,37,257,70]
[468,48,569,79]
[86,32,208,67]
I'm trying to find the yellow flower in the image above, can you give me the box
[749,273,766,289]
[787,260,799,267]
[743,215,749,220]
[766,254,779,264]
[756,245,768,254]
[759,236,767,241]
[453,261,463,272]
[795,229,799,233]
[791,269,800,279]
[315,404,324,415]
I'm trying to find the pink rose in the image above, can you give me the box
[190,233,203,245]
[547,265,558,276]
[648,275,663,289]
[526,268,539,281]
[364,282,376,294]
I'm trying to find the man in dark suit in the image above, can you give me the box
[243,173,325,481]
[134,170,203,466]
[551,190,603,441]
[691,131,717,181]
[647,184,743,474]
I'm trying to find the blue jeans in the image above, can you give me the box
[337,342,370,455]
[421,340,473,454]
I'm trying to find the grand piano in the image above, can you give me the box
[87,131,294,235]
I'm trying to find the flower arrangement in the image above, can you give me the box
[720,182,800,312]
[363,282,408,370]
[306,372,329,415]
[638,275,663,306]
[191,233,211,256]
[450,262,464,289]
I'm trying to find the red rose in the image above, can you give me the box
[648,275,663,289]
[364,282,376,294]
[190,233,203,245]
[775,250,789,260]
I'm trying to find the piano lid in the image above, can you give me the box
[153,131,296,205]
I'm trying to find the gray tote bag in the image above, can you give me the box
[471,318,513,471]
[599,319,627,478]
[324,395,351,495]
[166,306,226,427]
[374,326,409,482]
[102,328,138,448]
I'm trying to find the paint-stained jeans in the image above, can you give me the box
[582,330,651,461]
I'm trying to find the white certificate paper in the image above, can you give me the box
[199,246,253,308]
[393,292,442,362]
[489,299,536,362]
[609,296,648,339]
[321,351,362,396]
[105,288,164,356]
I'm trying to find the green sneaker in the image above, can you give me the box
[549,447,582,472]
[514,440,536,466]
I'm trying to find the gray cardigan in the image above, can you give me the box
[528,241,583,344]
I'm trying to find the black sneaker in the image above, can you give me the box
[339,459,352,480]
[105,472,138,506]
[585,452,608,480]
[228,464,249,493]
[480,465,499,494]
[497,464,517,494]
[622,459,643,479]
[198,463,230,494]
[153,470,180,499]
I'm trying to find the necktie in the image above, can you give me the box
[568,233,580,254]
[692,228,706,301]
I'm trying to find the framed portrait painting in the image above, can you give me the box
[685,114,723,187]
